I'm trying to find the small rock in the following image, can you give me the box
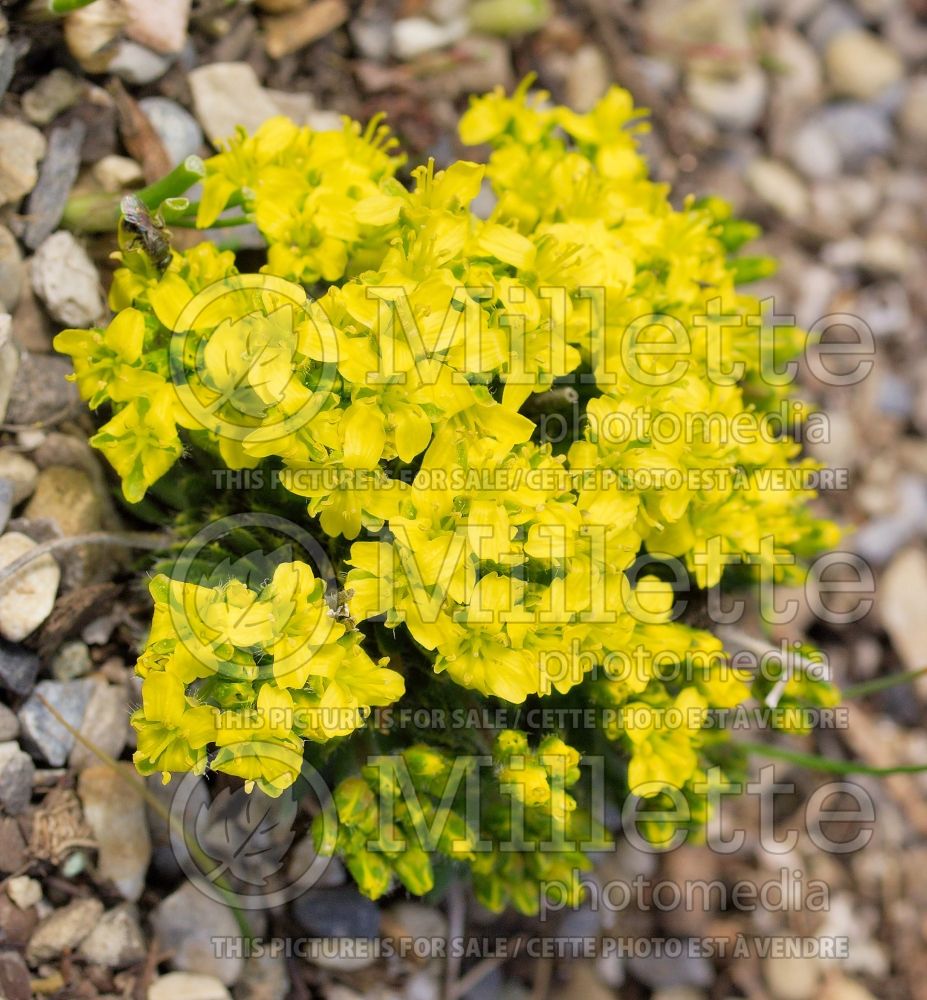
[139,97,204,166]
[441,34,514,95]
[123,0,190,53]
[825,29,903,99]
[686,64,768,129]
[349,15,393,60]
[879,547,927,671]
[0,531,60,642]
[50,640,93,681]
[292,885,381,940]
[806,1,862,47]
[900,76,927,145]
[263,0,349,59]
[9,262,52,354]
[550,959,615,1000]
[815,103,894,169]
[152,882,244,985]
[0,225,23,312]
[767,27,822,105]
[64,0,127,73]
[652,990,707,1000]
[861,232,912,276]
[747,158,809,220]
[0,702,19,740]
[391,16,468,59]
[0,38,13,103]
[108,40,174,85]
[24,119,86,250]
[628,950,714,991]
[92,154,144,193]
[0,742,34,815]
[788,119,843,179]
[18,679,92,766]
[25,465,102,539]
[25,897,103,964]
[6,875,41,911]
[0,817,28,876]
[0,458,39,507]
[78,764,151,901]
[31,231,103,327]
[0,949,31,1000]
[5,353,80,427]
[566,45,610,113]
[405,969,441,1000]
[21,69,83,126]
[0,640,39,696]
[819,977,877,1000]
[0,118,46,209]
[78,903,146,967]
[149,972,232,1000]
[234,952,290,1000]
[762,954,821,1000]
[0,316,17,423]
[0,480,11,534]
[189,62,282,145]
[70,680,128,769]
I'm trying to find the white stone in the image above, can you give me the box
[0,451,39,505]
[6,875,41,909]
[567,45,611,113]
[148,973,232,1000]
[686,64,768,129]
[391,16,468,59]
[763,955,821,1000]
[747,158,809,220]
[78,764,152,901]
[92,155,144,193]
[0,531,60,642]
[0,316,18,425]
[880,547,927,671]
[26,898,103,963]
[188,62,282,146]
[825,29,903,100]
[31,231,103,327]
[108,40,173,86]
[123,0,190,54]
[0,118,46,208]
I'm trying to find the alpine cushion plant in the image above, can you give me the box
[56,80,841,913]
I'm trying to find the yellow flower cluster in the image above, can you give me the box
[55,81,841,878]
[132,562,403,795]
[198,115,405,283]
[319,735,601,914]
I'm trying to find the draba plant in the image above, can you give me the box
[57,80,842,912]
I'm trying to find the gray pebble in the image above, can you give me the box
[0,639,39,696]
[292,885,381,940]
[18,679,93,766]
[0,740,34,814]
[139,97,204,167]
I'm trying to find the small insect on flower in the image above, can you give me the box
[119,194,173,273]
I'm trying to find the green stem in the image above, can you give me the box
[61,192,122,234]
[174,215,253,230]
[842,666,927,701]
[739,740,927,777]
[138,156,206,209]
[49,0,99,11]
[63,157,206,234]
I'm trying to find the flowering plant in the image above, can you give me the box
[57,80,840,912]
